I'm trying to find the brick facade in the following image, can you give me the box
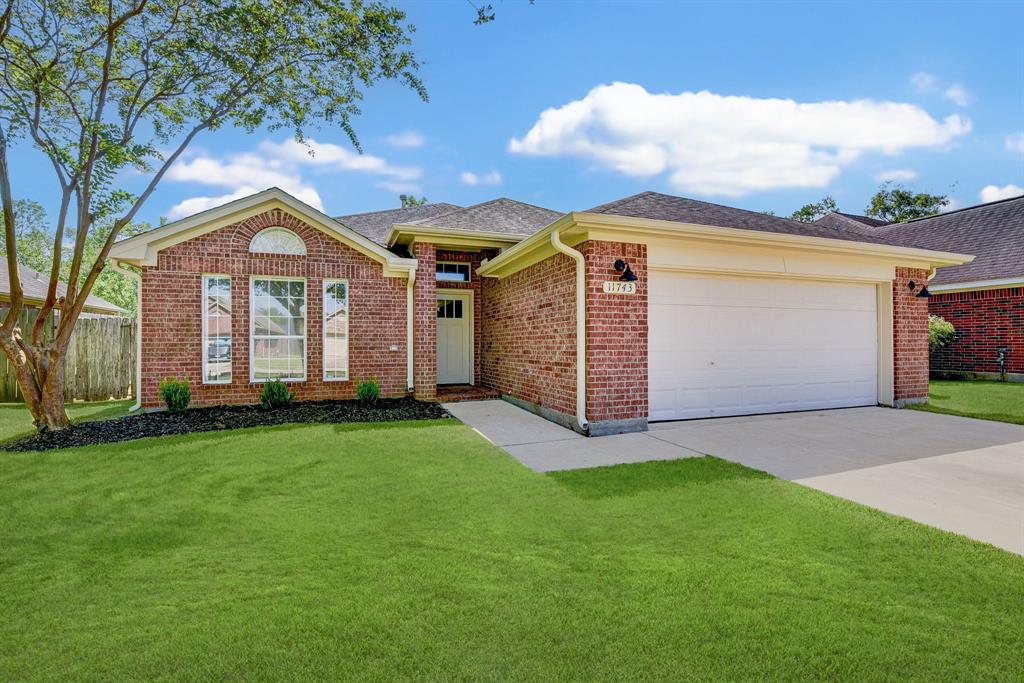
[140,209,408,408]
[929,286,1023,376]
[412,242,437,400]
[892,267,931,403]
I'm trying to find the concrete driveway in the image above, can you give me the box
[446,400,1024,555]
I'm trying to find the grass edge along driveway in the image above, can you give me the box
[1,419,1021,681]
[910,379,1024,425]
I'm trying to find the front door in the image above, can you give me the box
[436,291,472,385]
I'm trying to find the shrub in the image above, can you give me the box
[158,377,191,413]
[928,314,955,351]
[260,379,295,409]
[356,378,380,403]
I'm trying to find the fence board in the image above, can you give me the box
[0,306,135,403]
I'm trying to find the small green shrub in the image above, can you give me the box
[356,378,380,403]
[158,377,191,413]
[928,314,955,351]
[260,379,295,409]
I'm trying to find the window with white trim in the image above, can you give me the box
[436,261,470,283]
[323,279,349,381]
[249,227,306,256]
[250,277,306,381]
[202,275,232,384]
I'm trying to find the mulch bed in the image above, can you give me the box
[1,398,451,452]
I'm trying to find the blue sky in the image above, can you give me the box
[11,0,1024,225]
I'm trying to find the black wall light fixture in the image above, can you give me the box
[908,280,931,298]
[613,259,638,282]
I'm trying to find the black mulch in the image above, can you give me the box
[1,398,451,452]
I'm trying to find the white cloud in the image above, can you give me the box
[1005,132,1024,154]
[875,169,918,182]
[384,130,426,148]
[980,184,1024,203]
[943,84,971,107]
[376,181,423,194]
[166,138,422,219]
[910,72,937,92]
[940,198,960,213]
[459,170,503,186]
[509,83,972,196]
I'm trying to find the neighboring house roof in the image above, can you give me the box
[814,212,889,232]
[405,198,562,235]
[0,261,124,315]
[587,192,901,246]
[335,203,462,246]
[872,194,1024,287]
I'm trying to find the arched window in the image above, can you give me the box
[249,227,306,256]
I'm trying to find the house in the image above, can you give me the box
[0,260,125,316]
[108,188,972,435]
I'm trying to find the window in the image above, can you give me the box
[437,297,464,319]
[250,277,306,381]
[323,279,349,381]
[249,227,306,256]
[202,276,232,383]
[436,262,470,283]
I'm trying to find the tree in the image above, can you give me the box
[0,199,51,273]
[865,183,949,223]
[400,194,428,208]
[0,0,425,431]
[790,196,838,222]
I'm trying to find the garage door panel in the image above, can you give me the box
[649,272,879,421]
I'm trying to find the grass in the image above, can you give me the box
[0,399,133,442]
[910,379,1024,425]
[1,421,1022,681]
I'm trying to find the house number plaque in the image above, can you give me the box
[603,281,637,294]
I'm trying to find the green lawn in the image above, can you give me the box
[911,379,1024,425]
[0,399,133,442]
[1,421,1021,681]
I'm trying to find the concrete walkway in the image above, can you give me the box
[445,400,1024,554]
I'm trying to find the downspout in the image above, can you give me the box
[406,268,416,392]
[550,229,588,432]
[108,259,142,412]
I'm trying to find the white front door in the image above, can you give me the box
[437,291,472,385]
[649,271,879,421]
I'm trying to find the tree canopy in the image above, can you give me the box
[865,183,949,223]
[790,196,838,222]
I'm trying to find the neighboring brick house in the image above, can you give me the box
[819,195,1023,381]
[109,188,972,436]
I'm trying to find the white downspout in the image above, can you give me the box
[550,229,588,432]
[406,268,416,392]
[108,259,143,412]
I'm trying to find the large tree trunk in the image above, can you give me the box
[0,327,70,432]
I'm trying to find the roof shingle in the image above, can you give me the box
[0,261,124,314]
[335,203,462,246]
[408,198,562,235]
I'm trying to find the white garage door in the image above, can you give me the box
[649,271,878,421]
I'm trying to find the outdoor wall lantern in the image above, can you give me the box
[613,259,638,282]
[908,280,932,298]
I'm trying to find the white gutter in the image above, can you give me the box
[929,276,1024,293]
[406,268,416,392]
[108,259,143,412]
[550,229,588,432]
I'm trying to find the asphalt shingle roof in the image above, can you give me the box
[872,195,1024,285]
[0,261,124,314]
[814,212,889,232]
[408,198,562,235]
[335,203,462,246]
[586,192,900,246]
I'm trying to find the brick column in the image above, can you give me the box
[413,241,437,400]
[581,240,648,434]
[893,266,930,405]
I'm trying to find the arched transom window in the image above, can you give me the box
[249,227,306,256]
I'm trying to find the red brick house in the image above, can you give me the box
[109,188,972,435]
[818,195,1023,382]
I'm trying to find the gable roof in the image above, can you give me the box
[814,212,889,232]
[872,194,1024,286]
[587,192,901,246]
[0,261,124,315]
[335,202,462,246]
[405,198,562,235]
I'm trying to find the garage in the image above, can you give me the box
[649,271,879,421]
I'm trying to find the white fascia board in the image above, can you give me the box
[929,277,1024,293]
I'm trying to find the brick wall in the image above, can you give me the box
[412,242,436,400]
[581,241,648,425]
[893,267,930,403]
[140,209,408,408]
[929,286,1023,375]
[481,250,577,417]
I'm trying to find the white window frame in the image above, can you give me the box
[249,226,307,256]
[322,278,349,382]
[436,261,471,283]
[249,275,307,383]
[201,274,232,385]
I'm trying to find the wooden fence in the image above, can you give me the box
[0,306,135,403]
